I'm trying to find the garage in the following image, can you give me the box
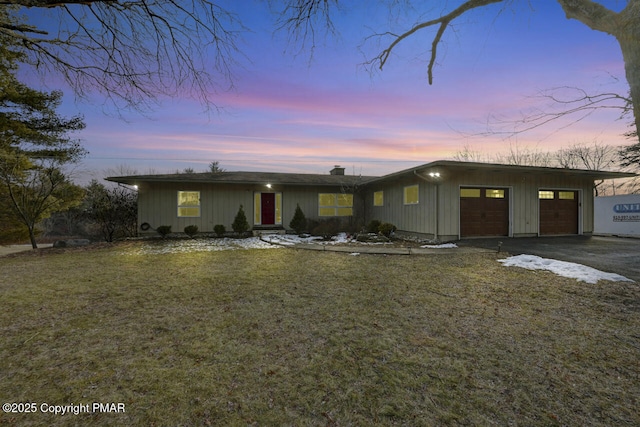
[539,190,579,235]
[460,187,510,237]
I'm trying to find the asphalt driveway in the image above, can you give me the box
[459,235,640,282]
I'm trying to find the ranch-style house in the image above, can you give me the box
[106,161,635,241]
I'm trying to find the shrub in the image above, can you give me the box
[366,219,382,233]
[289,204,307,235]
[184,225,198,238]
[378,222,396,238]
[156,225,172,238]
[310,218,341,241]
[232,205,250,235]
[213,224,226,237]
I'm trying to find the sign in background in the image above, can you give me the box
[594,194,640,237]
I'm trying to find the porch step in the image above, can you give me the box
[252,228,286,237]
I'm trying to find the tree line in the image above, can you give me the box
[454,140,639,196]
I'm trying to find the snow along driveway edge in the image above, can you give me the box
[499,254,634,284]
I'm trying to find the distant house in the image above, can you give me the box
[106,161,635,241]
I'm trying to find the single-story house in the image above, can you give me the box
[106,161,635,241]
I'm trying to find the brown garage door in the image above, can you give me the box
[460,187,509,237]
[539,190,578,235]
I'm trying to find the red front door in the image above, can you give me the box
[261,193,275,225]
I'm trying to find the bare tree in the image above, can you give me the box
[482,86,633,139]
[453,140,638,195]
[280,1,640,144]
[0,1,244,112]
[494,143,555,167]
[555,142,621,195]
[453,142,555,167]
[452,143,490,163]
[556,141,618,171]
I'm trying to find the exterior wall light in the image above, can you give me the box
[266,183,272,189]
[429,172,441,178]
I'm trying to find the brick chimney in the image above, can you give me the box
[330,165,345,175]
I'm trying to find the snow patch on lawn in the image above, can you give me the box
[421,243,458,249]
[260,234,322,246]
[499,254,634,284]
[123,237,283,255]
[123,233,465,256]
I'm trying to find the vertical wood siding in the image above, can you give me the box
[137,167,598,238]
[137,182,362,233]
[365,176,435,237]
[363,167,597,240]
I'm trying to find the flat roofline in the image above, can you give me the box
[367,160,636,183]
[105,160,636,187]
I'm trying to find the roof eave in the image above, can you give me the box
[366,160,636,183]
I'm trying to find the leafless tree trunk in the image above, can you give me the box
[557,0,640,141]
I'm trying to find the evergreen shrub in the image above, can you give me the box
[232,205,250,235]
[366,220,382,233]
[156,225,172,238]
[289,204,307,235]
[184,225,198,237]
[213,224,226,237]
[378,222,396,238]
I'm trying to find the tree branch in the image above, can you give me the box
[474,86,631,139]
[556,0,618,34]
[1,1,244,112]
[371,0,504,84]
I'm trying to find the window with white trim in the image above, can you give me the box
[319,193,353,216]
[177,191,200,217]
[373,191,384,207]
[403,185,419,205]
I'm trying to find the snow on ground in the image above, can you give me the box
[260,234,322,246]
[119,236,633,284]
[122,237,283,255]
[263,232,361,246]
[499,254,634,284]
[421,243,458,249]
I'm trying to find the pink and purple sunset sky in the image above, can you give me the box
[28,1,632,182]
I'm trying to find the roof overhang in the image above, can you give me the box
[366,160,637,184]
[105,171,379,187]
[106,161,636,188]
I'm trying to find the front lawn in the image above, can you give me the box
[1,242,639,426]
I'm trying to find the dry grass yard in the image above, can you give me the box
[1,241,639,426]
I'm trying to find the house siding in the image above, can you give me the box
[108,161,626,240]
[364,166,597,241]
[137,181,363,234]
[365,176,436,238]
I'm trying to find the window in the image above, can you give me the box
[460,188,481,198]
[486,189,505,199]
[404,185,419,205]
[275,193,282,223]
[178,191,200,217]
[319,193,353,216]
[538,191,554,200]
[559,191,575,200]
[373,191,384,207]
